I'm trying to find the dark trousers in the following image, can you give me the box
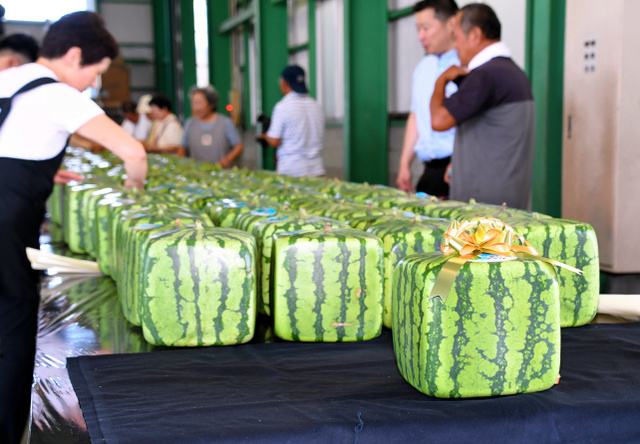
[416,156,451,198]
[0,196,43,444]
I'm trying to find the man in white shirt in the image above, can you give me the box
[395,0,459,198]
[0,12,147,443]
[261,65,325,177]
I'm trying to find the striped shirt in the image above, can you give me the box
[267,92,325,177]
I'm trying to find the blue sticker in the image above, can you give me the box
[415,192,429,199]
[220,200,246,208]
[470,253,517,263]
[251,207,277,216]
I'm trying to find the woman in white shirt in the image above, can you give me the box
[144,94,185,156]
[0,12,147,443]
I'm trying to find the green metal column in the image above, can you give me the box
[152,0,175,106]
[207,0,232,115]
[180,0,197,118]
[525,0,566,217]
[307,0,316,97]
[344,0,388,184]
[256,0,288,170]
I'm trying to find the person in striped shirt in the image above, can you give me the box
[260,65,325,177]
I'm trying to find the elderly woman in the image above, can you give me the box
[183,86,243,167]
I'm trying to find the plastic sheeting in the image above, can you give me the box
[30,243,274,443]
[31,273,150,443]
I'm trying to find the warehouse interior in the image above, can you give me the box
[1,0,640,443]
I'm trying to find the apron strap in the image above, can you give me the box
[0,77,58,129]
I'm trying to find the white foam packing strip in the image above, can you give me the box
[597,294,640,321]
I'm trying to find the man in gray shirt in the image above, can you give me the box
[183,86,243,167]
[430,3,535,209]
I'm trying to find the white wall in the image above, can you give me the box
[100,2,155,103]
[459,0,526,69]
[315,0,344,121]
[4,21,48,42]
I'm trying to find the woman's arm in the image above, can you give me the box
[76,114,147,188]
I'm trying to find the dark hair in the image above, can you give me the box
[459,3,501,40]
[40,11,118,65]
[0,33,39,62]
[149,94,172,112]
[412,0,459,21]
[121,101,137,114]
[190,85,219,112]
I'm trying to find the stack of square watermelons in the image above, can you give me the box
[48,148,599,399]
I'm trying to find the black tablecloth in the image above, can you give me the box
[68,323,640,444]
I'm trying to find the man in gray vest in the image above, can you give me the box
[430,3,535,209]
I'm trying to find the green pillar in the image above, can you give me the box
[344,0,388,184]
[152,0,175,106]
[525,0,565,217]
[207,0,232,116]
[180,0,197,118]
[256,0,288,171]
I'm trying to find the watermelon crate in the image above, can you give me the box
[271,228,384,342]
[392,253,561,398]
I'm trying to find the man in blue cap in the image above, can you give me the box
[260,64,325,177]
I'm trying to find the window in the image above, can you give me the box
[316,0,344,121]
[2,0,93,22]
[287,0,309,73]
[193,0,209,87]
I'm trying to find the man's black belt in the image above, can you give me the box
[424,156,451,169]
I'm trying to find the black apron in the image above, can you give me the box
[0,77,68,444]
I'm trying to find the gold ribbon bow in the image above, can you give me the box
[429,217,582,301]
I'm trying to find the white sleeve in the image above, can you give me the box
[266,103,285,139]
[121,119,136,136]
[133,114,152,140]
[46,84,104,133]
[410,65,421,115]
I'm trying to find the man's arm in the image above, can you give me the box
[396,112,418,192]
[261,103,284,148]
[259,135,281,147]
[430,65,467,131]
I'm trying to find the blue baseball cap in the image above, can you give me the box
[281,65,308,94]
